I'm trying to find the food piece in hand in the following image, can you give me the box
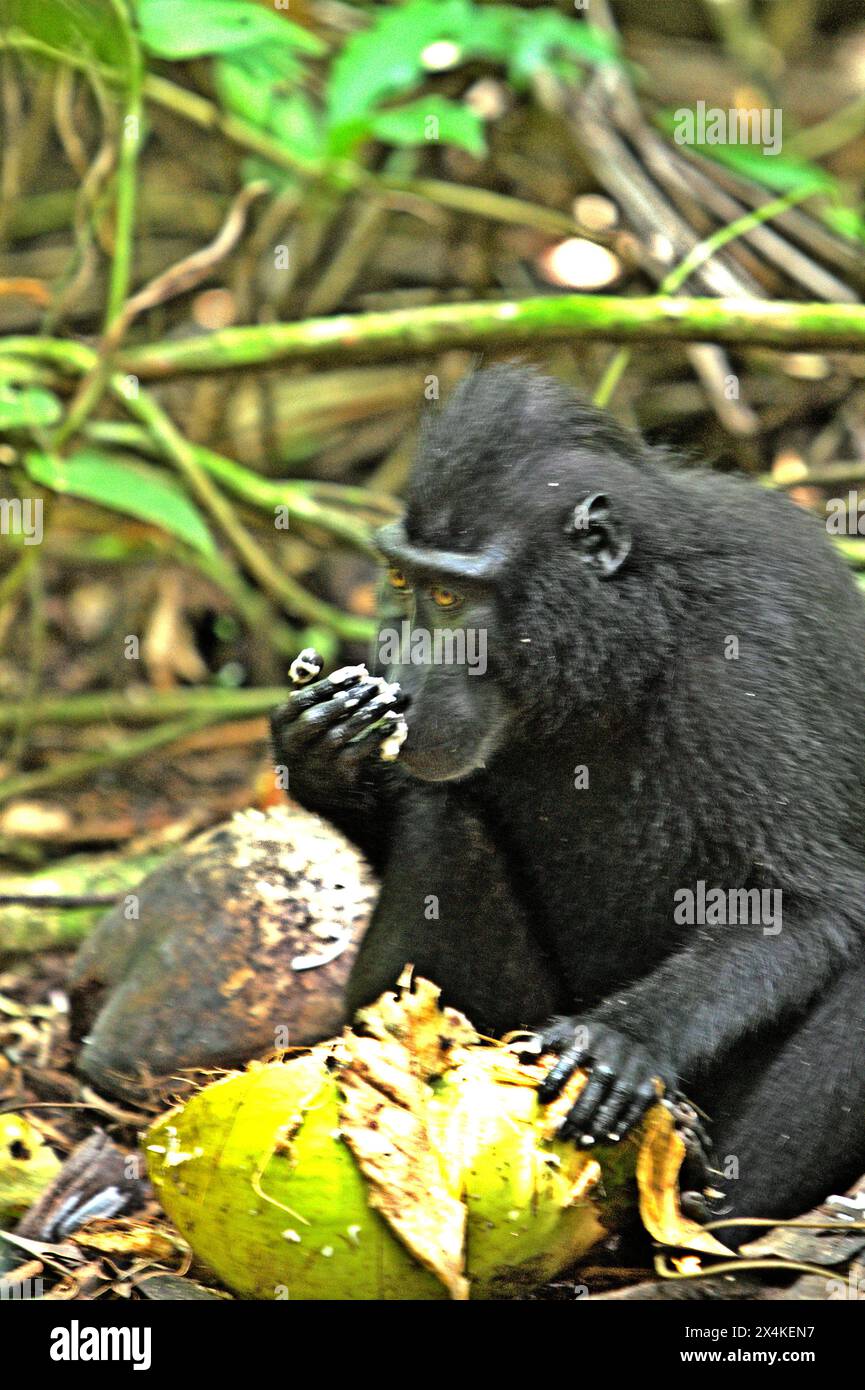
[284,651,407,762]
[379,710,409,762]
[289,648,324,686]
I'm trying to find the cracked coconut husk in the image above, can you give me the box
[145,971,717,1300]
[70,805,377,1100]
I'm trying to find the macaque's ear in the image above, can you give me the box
[567,492,631,577]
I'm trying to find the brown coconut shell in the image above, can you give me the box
[68,805,377,1101]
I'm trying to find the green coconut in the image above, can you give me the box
[145,976,692,1300]
[145,1051,449,1299]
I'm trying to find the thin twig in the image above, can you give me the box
[0,687,294,730]
[0,712,213,805]
[109,378,375,640]
[6,295,865,383]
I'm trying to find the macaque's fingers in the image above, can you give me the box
[338,725,389,765]
[537,1040,589,1101]
[294,681,385,741]
[271,685,376,761]
[667,1096,712,1153]
[287,665,370,714]
[270,671,367,743]
[680,1190,722,1223]
[322,689,407,749]
[606,1077,662,1142]
[586,1072,643,1142]
[679,1127,715,1194]
[663,1095,717,1193]
[532,1016,589,1055]
[558,1066,616,1142]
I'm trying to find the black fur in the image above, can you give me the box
[271,365,865,1230]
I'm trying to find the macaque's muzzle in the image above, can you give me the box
[392,669,507,783]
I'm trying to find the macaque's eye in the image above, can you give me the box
[387,566,412,591]
[429,584,461,609]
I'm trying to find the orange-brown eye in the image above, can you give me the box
[430,585,461,609]
[387,566,411,591]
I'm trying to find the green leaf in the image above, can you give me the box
[327,0,477,130]
[269,92,326,164]
[214,48,324,169]
[0,385,63,431]
[692,143,831,195]
[508,11,619,87]
[655,108,865,245]
[24,449,216,556]
[214,50,297,128]
[136,0,324,59]
[368,96,485,157]
[3,0,138,78]
[822,205,865,245]
[325,0,618,153]
[655,110,830,192]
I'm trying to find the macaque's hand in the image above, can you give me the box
[270,665,405,812]
[525,1018,676,1145]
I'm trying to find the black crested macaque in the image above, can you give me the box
[271,365,865,1229]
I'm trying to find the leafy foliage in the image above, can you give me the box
[24,449,216,555]
[0,0,138,77]
[135,0,323,60]
[367,95,486,159]
[135,0,619,173]
[0,385,63,431]
[657,107,865,245]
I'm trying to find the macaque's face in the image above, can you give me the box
[377,559,509,782]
